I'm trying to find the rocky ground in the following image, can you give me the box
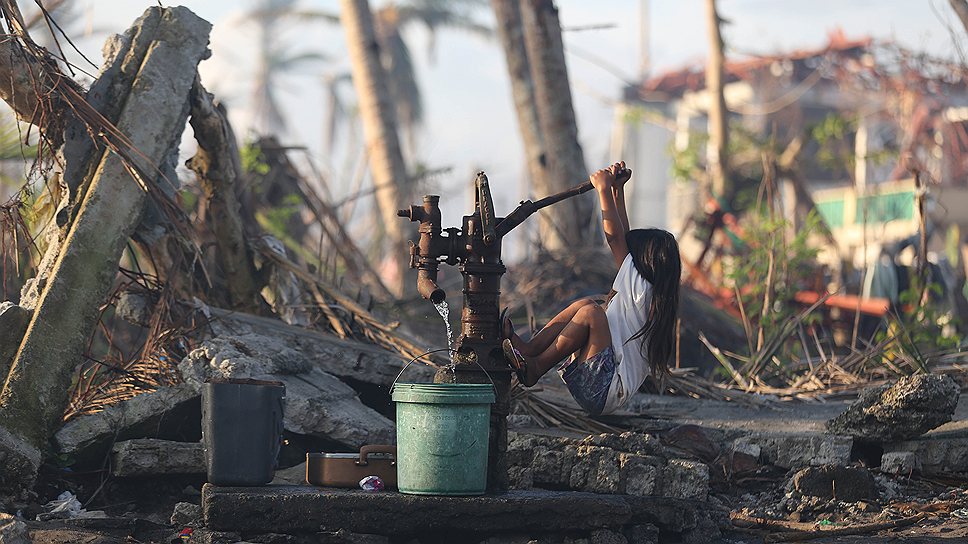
[2,319,966,543]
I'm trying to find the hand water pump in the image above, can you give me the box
[398,169,626,491]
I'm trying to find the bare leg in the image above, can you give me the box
[518,303,612,387]
[511,297,596,356]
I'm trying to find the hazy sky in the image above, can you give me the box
[60,0,963,234]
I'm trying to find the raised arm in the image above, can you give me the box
[610,161,631,235]
[590,167,629,267]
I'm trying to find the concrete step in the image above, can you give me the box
[202,484,703,539]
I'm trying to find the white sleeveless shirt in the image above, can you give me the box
[601,253,652,414]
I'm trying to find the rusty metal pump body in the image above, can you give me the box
[398,171,599,492]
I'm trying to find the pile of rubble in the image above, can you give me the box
[507,432,710,501]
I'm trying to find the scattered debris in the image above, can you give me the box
[36,491,106,521]
[826,374,960,441]
[0,6,213,497]
[0,513,28,544]
[507,432,711,501]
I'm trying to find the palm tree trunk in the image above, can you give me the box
[491,0,558,245]
[705,0,729,199]
[339,0,411,297]
[950,0,968,36]
[519,0,590,250]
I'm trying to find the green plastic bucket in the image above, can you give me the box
[391,382,495,495]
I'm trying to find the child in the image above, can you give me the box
[503,161,681,415]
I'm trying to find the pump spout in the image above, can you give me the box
[417,267,446,304]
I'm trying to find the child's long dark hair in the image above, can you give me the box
[625,229,681,376]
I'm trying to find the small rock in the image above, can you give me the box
[171,502,202,527]
[790,465,878,502]
[731,438,761,459]
[880,451,920,475]
[0,513,28,544]
[826,374,960,441]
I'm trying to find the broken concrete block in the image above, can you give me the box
[171,502,203,527]
[571,446,621,494]
[54,385,198,463]
[0,302,29,383]
[790,465,878,502]
[884,436,968,474]
[618,454,659,496]
[0,513,28,544]
[827,374,960,441]
[207,309,433,388]
[179,335,394,448]
[0,5,213,495]
[880,451,920,474]
[740,434,851,469]
[659,459,709,501]
[112,439,204,477]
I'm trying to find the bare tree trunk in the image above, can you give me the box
[704,0,729,199]
[339,0,411,298]
[519,0,590,250]
[950,0,968,36]
[491,0,558,244]
[187,80,264,313]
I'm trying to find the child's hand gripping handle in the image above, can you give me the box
[494,166,631,237]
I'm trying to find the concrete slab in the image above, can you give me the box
[201,485,700,537]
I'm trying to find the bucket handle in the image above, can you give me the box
[392,348,496,391]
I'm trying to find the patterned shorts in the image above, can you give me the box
[558,346,616,416]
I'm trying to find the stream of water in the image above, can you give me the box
[433,300,454,361]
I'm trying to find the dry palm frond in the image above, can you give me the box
[254,240,446,368]
[511,384,623,435]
